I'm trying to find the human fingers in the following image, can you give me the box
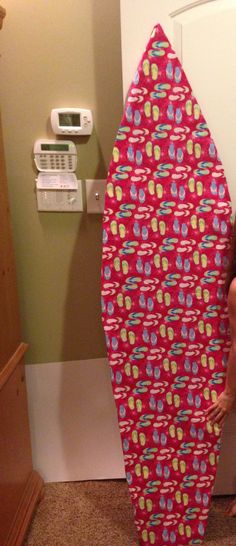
[218,414,227,428]
[205,402,217,415]
[205,402,218,416]
[207,405,222,421]
[211,408,226,425]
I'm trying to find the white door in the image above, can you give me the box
[120,0,236,495]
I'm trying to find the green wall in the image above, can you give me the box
[0,0,123,363]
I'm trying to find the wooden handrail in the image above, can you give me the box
[0,343,28,390]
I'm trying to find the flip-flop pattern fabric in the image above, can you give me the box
[101,23,232,545]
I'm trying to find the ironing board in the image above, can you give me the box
[101,24,232,545]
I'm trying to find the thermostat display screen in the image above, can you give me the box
[41,143,69,152]
[51,108,93,136]
[59,113,81,127]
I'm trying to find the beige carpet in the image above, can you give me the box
[24,480,236,546]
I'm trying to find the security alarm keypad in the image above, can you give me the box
[34,140,77,172]
[34,139,83,211]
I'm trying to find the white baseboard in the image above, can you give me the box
[25,359,236,493]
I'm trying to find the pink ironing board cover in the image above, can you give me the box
[101,24,232,545]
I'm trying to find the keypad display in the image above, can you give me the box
[34,140,77,173]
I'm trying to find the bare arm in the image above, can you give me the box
[224,279,236,395]
[206,279,236,426]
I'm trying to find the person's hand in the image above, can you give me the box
[205,390,236,427]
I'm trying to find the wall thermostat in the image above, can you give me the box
[34,139,77,172]
[51,108,93,136]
